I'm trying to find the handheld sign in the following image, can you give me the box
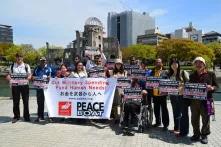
[124,64,139,76]
[10,73,28,86]
[130,69,146,80]
[159,79,179,95]
[146,76,162,89]
[32,78,49,89]
[88,67,105,78]
[183,83,207,100]
[106,60,115,70]
[117,78,131,88]
[123,88,142,100]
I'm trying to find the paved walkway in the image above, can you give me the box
[0,97,221,147]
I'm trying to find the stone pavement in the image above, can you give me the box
[0,97,221,147]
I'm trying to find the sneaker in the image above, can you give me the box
[201,135,208,144]
[12,118,19,123]
[190,135,200,141]
[152,123,161,127]
[39,118,45,122]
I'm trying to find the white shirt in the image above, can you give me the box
[69,71,88,78]
[9,62,31,75]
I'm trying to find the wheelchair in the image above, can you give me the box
[119,88,153,134]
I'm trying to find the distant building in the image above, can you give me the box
[103,37,121,59]
[202,31,221,44]
[173,22,202,42]
[108,11,155,47]
[0,24,13,43]
[46,42,64,65]
[64,17,104,64]
[137,28,168,45]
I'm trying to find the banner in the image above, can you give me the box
[146,77,162,89]
[183,83,207,100]
[32,78,49,89]
[106,60,115,70]
[130,69,146,80]
[123,88,142,100]
[10,73,28,86]
[124,64,140,75]
[44,78,117,119]
[116,78,131,88]
[88,67,105,78]
[159,79,179,95]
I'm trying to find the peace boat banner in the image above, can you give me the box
[44,78,117,119]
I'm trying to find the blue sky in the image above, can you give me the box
[1,0,221,48]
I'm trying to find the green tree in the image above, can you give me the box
[157,39,215,66]
[37,47,47,57]
[206,42,221,65]
[122,44,157,60]
[0,43,13,56]
[4,44,22,62]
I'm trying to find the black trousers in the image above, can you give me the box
[180,98,191,135]
[153,96,169,127]
[191,99,210,136]
[12,85,30,120]
[36,89,45,118]
[124,101,140,125]
[170,95,182,131]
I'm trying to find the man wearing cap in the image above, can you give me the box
[32,57,52,122]
[189,57,218,144]
[6,52,32,123]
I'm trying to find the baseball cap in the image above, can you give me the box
[193,57,206,65]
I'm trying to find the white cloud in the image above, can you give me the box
[150,9,168,17]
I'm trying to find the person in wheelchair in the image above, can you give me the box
[121,78,148,131]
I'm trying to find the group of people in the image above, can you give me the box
[6,51,218,144]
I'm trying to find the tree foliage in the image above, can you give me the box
[122,44,157,60]
[206,42,221,64]
[157,39,215,66]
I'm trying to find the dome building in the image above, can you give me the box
[84,17,104,51]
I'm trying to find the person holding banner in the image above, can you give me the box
[6,52,32,123]
[150,58,169,131]
[121,78,148,135]
[32,57,52,122]
[69,61,88,78]
[111,59,127,121]
[189,57,218,144]
[167,58,190,136]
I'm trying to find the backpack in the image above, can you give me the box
[11,63,28,73]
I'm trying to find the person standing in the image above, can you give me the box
[6,53,32,123]
[189,57,218,144]
[32,57,52,122]
[167,58,190,135]
[150,58,169,131]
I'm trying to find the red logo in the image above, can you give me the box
[58,101,72,116]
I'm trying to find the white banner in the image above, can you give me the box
[44,78,117,119]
